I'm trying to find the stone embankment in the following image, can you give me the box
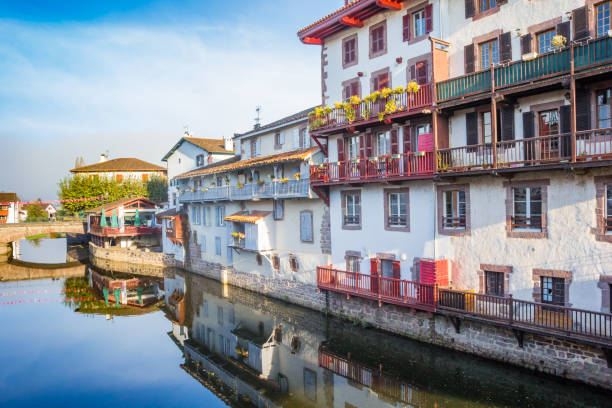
[88,242,175,277]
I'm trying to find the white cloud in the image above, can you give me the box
[0,19,321,199]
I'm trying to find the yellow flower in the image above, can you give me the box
[314,107,324,117]
[371,91,381,102]
[406,81,420,93]
[350,95,361,105]
[392,86,405,95]
[334,102,343,109]
[381,87,392,98]
[323,106,332,114]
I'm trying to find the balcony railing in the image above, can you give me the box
[179,179,310,203]
[90,225,160,237]
[310,151,434,185]
[436,36,612,103]
[316,266,437,312]
[310,83,433,132]
[317,267,612,342]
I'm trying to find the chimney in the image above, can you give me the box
[224,135,234,152]
[99,153,108,163]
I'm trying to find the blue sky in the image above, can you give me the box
[0,0,334,200]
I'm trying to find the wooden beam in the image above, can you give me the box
[303,37,322,45]
[376,0,402,10]
[340,16,364,28]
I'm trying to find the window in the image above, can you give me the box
[202,206,208,226]
[299,128,309,148]
[273,200,284,220]
[443,190,466,229]
[289,255,299,272]
[481,111,492,144]
[202,299,208,317]
[347,136,360,160]
[201,235,206,252]
[537,29,556,54]
[413,9,426,38]
[196,154,205,167]
[541,276,565,306]
[272,254,280,270]
[376,131,391,156]
[256,253,263,265]
[371,70,390,92]
[512,187,542,230]
[387,190,408,229]
[538,109,559,136]
[485,271,504,296]
[597,89,611,129]
[300,211,313,243]
[142,174,149,182]
[370,22,386,58]
[346,254,360,272]
[479,0,496,13]
[480,39,499,69]
[215,237,222,256]
[191,205,200,225]
[597,1,611,38]
[275,131,284,149]
[215,206,225,227]
[606,185,612,232]
[343,191,361,228]
[216,175,223,187]
[343,35,357,67]
[116,174,123,183]
[342,79,360,102]
[217,306,223,326]
[303,368,317,401]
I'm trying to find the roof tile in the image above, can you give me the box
[71,158,166,173]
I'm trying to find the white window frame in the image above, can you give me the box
[347,136,360,160]
[413,9,426,38]
[344,193,360,226]
[376,131,391,156]
[443,190,466,230]
[215,236,222,256]
[388,192,407,227]
[512,187,542,231]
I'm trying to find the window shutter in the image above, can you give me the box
[370,258,379,275]
[293,128,300,149]
[425,4,433,33]
[521,34,532,55]
[392,261,401,280]
[501,106,515,141]
[390,129,399,154]
[573,6,589,40]
[337,138,345,162]
[351,81,360,97]
[556,21,570,42]
[465,0,475,19]
[365,131,373,158]
[403,126,412,152]
[359,134,365,160]
[559,104,572,157]
[466,112,478,145]
[416,60,428,85]
[499,32,512,62]
[300,212,313,242]
[402,14,411,42]
[522,111,535,139]
[576,89,592,131]
[409,64,416,81]
[371,75,379,93]
[464,44,475,74]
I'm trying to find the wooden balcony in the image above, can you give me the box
[90,225,160,238]
[436,36,612,105]
[317,267,612,343]
[310,151,434,186]
[309,83,433,134]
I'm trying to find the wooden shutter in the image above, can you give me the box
[559,104,572,157]
[370,258,379,275]
[521,34,532,55]
[371,75,379,93]
[402,13,411,42]
[380,72,390,89]
[499,32,512,62]
[556,21,570,42]
[390,129,399,154]
[300,212,313,242]
[416,60,428,85]
[465,0,475,19]
[392,261,401,280]
[359,134,366,160]
[573,6,589,40]
[337,138,345,162]
[466,112,478,145]
[576,89,592,131]
[464,44,475,73]
[351,81,360,97]
[522,111,535,139]
[365,131,373,158]
[425,4,433,33]
[403,126,412,152]
[501,106,515,141]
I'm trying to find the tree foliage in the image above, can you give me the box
[58,175,168,213]
[24,199,46,221]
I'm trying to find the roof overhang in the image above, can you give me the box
[297,0,405,44]
[162,137,233,162]
[224,211,271,224]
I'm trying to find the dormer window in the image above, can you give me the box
[196,154,205,167]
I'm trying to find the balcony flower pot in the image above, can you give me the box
[278,178,289,184]
[256,180,265,185]
[384,118,392,125]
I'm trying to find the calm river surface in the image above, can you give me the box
[0,240,610,407]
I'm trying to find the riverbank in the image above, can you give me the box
[88,242,174,277]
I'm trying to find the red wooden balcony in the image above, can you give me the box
[90,224,160,238]
[316,266,436,312]
[310,151,434,186]
[309,83,433,133]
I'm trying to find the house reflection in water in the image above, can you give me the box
[163,270,612,408]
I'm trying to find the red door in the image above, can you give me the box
[370,258,379,294]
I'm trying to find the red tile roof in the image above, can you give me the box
[298,0,367,35]
[71,158,166,173]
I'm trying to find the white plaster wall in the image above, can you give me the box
[445,0,585,77]
[162,218,184,262]
[439,169,612,312]
[323,1,441,105]
[329,180,436,280]
[188,201,240,267]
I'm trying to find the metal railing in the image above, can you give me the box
[179,179,310,203]
[309,84,433,132]
[310,151,434,185]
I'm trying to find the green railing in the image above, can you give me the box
[436,36,612,102]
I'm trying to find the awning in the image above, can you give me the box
[224,211,271,224]
[155,208,178,220]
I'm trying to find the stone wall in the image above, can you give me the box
[89,242,175,277]
[327,291,612,390]
[0,222,86,243]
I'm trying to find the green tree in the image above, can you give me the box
[24,199,46,221]
[146,175,169,203]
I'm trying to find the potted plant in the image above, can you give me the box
[551,35,567,50]
[237,183,244,188]
[279,177,289,184]
[292,172,301,180]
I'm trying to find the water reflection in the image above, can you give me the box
[166,270,612,408]
[15,236,67,264]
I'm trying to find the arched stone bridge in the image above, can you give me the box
[0,222,87,244]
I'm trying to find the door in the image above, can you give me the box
[370,258,379,294]
[538,109,560,160]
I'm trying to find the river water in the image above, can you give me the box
[0,239,610,407]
